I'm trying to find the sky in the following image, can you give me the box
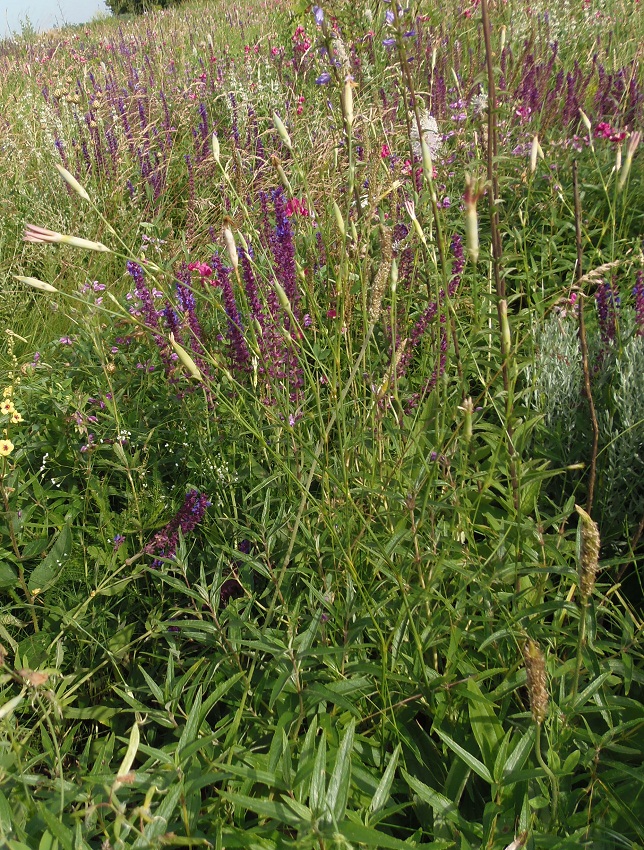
[2,0,108,39]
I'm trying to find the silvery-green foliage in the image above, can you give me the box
[530,310,582,446]
[600,333,644,533]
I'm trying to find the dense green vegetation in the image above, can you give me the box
[0,0,643,846]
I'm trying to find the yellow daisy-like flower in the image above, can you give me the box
[11,412,23,424]
[1,400,15,416]
[0,439,14,456]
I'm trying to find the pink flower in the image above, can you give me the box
[188,262,213,278]
[285,197,308,217]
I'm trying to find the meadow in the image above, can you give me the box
[0,0,643,846]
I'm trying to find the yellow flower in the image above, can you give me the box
[2,387,12,398]
[1,400,15,416]
[0,439,14,456]
[11,412,23,424]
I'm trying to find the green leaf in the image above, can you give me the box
[37,804,74,850]
[570,672,611,711]
[132,782,183,847]
[309,726,327,814]
[178,686,202,756]
[340,820,431,849]
[434,728,493,784]
[0,789,12,832]
[219,792,304,828]
[369,744,401,815]
[466,679,504,774]
[402,770,483,839]
[325,719,355,824]
[0,562,17,589]
[501,727,535,782]
[28,522,72,593]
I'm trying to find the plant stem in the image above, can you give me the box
[535,721,559,825]
[571,603,587,703]
[573,159,599,515]
[480,0,519,512]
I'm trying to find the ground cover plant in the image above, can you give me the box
[1,0,643,846]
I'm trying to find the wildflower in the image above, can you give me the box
[187,262,213,279]
[285,197,308,217]
[145,489,211,565]
[595,121,627,144]
[24,223,111,253]
[112,534,125,551]
[633,272,644,335]
[595,279,618,343]
[0,439,14,456]
[1,400,15,416]
[312,4,323,24]
[59,337,74,345]
[11,412,23,424]
[315,72,331,85]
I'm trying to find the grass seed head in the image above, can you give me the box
[575,505,601,602]
[522,639,549,725]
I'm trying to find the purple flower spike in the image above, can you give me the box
[313,5,324,25]
[595,279,618,344]
[633,272,644,336]
[145,489,211,565]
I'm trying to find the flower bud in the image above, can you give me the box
[15,275,58,293]
[342,77,354,129]
[169,333,202,381]
[333,201,346,238]
[223,222,238,272]
[273,112,292,151]
[55,163,90,202]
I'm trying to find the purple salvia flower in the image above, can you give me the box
[127,261,159,328]
[145,489,210,565]
[211,254,250,372]
[595,279,618,343]
[448,234,464,297]
[54,137,69,169]
[271,188,300,318]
